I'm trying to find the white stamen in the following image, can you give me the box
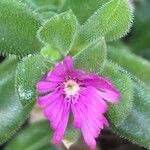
[64,80,80,98]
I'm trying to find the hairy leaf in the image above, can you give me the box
[139,49,150,61]
[0,58,34,144]
[111,79,150,148]
[101,62,133,125]
[37,10,79,56]
[5,120,56,150]
[23,0,63,10]
[108,43,150,86]
[15,54,51,106]
[127,0,150,52]
[74,38,106,73]
[35,8,57,21]
[22,0,59,20]
[0,0,42,56]
[62,0,109,24]
[41,45,61,62]
[72,0,133,51]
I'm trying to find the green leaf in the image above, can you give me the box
[139,49,150,61]
[128,21,150,52]
[101,62,133,125]
[22,0,59,20]
[23,0,63,10]
[0,58,34,144]
[41,45,61,62]
[0,57,17,72]
[62,0,109,24]
[35,8,57,21]
[108,43,150,86]
[127,0,150,52]
[0,0,42,56]
[38,144,57,150]
[5,120,56,150]
[37,10,79,56]
[15,54,51,106]
[64,124,78,144]
[111,79,150,148]
[72,0,133,50]
[74,38,106,73]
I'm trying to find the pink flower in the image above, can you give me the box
[36,56,120,149]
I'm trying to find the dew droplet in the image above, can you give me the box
[18,86,33,100]
[28,54,32,57]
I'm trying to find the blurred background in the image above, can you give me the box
[0,0,149,150]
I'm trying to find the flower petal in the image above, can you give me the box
[81,124,96,149]
[77,96,103,137]
[80,74,117,91]
[37,90,61,108]
[84,87,108,113]
[47,62,66,80]
[52,102,71,144]
[36,81,56,93]
[47,73,64,82]
[51,102,64,129]
[47,96,64,129]
[44,98,60,118]
[38,94,54,108]
[63,56,73,71]
[102,115,109,127]
[71,104,82,128]
[98,89,120,103]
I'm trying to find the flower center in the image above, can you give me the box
[64,79,80,98]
